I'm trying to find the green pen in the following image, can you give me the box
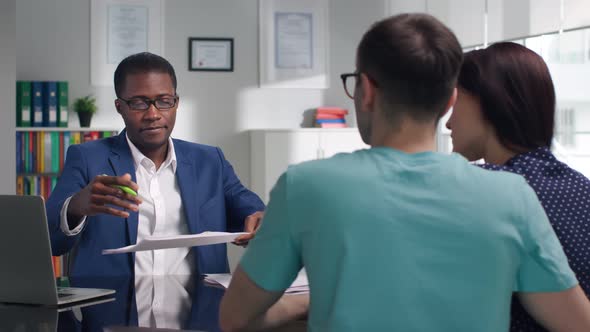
[112,184,138,196]
[101,174,138,196]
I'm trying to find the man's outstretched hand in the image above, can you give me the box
[233,211,265,246]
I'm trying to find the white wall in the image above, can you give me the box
[387,0,488,47]
[0,0,16,194]
[16,0,383,186]
[162,0,382,183]
[17,0,120,130]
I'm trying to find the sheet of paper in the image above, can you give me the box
[102,231,248,255]
[203,271,309,294]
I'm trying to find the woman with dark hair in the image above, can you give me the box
[446,41,590,331]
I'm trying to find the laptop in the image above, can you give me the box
[0,195,115,306]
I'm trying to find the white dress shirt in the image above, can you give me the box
[135,274,193,328]
[60,134,194,275]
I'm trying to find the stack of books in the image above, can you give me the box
[16,130,118,198]
[315,107,349,128]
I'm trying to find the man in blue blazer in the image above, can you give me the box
[46,52,265,277]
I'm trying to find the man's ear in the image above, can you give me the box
[114,99,122,114]
[440,87,458,118]
[359,73,376,114]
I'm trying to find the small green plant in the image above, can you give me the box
[72,95,98,114]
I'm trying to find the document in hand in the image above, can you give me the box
[203,272,310,294]
[102,231,248,255]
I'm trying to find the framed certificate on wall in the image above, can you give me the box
[90,0,164,87]
[259,0,329,89]
[188,38,234,72]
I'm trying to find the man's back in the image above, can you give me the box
[241,147,575,331]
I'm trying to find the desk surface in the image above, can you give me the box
[0,275,305,332]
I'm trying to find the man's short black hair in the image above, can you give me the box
[114,52,177,97]
[357,13,463,123]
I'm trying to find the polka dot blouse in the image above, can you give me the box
[480,146,590,332]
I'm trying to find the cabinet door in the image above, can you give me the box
[319,130,368,159]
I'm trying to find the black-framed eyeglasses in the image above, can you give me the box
[118,95,178,111]
[340,72,360,99]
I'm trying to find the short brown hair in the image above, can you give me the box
[357,13,463,123]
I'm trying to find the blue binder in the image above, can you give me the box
[31,81,43,127]
[42,81,58,127]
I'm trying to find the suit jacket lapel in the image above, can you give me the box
[175,140,200,234]
[108,130,139,245]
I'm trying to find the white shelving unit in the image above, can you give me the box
[16,127,121,132]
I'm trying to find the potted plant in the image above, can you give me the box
[72,95,97,127]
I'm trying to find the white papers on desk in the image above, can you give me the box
[102,231,248,255]
[203,272,309,294]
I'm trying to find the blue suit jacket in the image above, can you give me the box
[46,131,264,277]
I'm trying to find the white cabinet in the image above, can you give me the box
[250,129,368,203]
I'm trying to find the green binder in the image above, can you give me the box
[57,82,69,127]
[16,81,31,127]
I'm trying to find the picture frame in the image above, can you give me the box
[90,0,164,87]
[188,37,234,72]
[259,0,329,89]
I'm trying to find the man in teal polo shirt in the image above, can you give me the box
[220,13,590,331]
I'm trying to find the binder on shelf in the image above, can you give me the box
[60,132,67,169]
[71,131,81,145]
[16,81,31,127]
[52,256,60,277]
[16,176,24,195]
[42,81,58,127]
[31,81,43,127]
[30,132,36,173]
[37,131,43,173]
[51,132,59,173]
[16,132,22,173]
[43,132,51,174]
[24,132,30,173]
[57,81,68,127]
